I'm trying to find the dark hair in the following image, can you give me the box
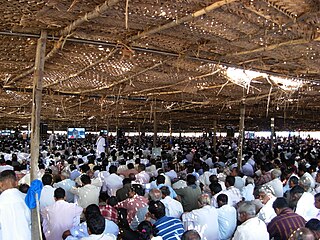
[109,165,117,174]
[148,200,166,219]
[209,182,222,194]
[306,218,320,231]
[80,164,90,173]
[186,174,196,185]
[87,214,105,234]
[181,230,201,240]
[315,193,320,199]
[217,193,228,204]
[272,197,288,209]
[99,192,108,202]
[160,186,171,197]
[42,173,53,185]
[85,204,101,220]
[137,220,158,240]
[0,170,17,182]
[289,176,299,185]
[138,164,146,171]
[290,185,305,195]
[131,184,144,196]
[18,183,29,194]
[54,187,66,199]
[156,175,165,184]
[225,176,235,186]
[122,178,132,185]
[80,174,91,185]
[127,163,134,169]
[107,196,118,207]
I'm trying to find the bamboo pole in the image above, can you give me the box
[213,119,217,152]
[30,30,47,240]
[129,0,237,41]
[237,102,245,171]
[271,117,275,150]
[153,102,157,148]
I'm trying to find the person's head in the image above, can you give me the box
[159,186,170,198]
[107,196,118,207]
[80,174,91,185]
[198,194,211,207]
[84,204,101,220]
[258,185,275,205]
[18,183,29,194]
[122,178,131,186]
[54,187,66,200]
[299,175,312,192]
[129,184,144,197]
[289,185,305,209]
[148,200,166,220]
[156,175,165,185]
[289,227,315,240]
[237,201,256,223]
[209,182,222,195]
[289,176,299,188]
[127,163,134,170]
[109,165,118,174]
[298,165,307,177]
[271,169,281,179]
[137,220,158,240]
[272,197,289,215]
[314,193,320,209]
[217,193,228,208]
[138,164,146,173]
[181,230,201,240]
[225,176,235,188]
[305,218,320,231]
[0,170,17,192]
[148,188,162,202]
[87,214,105,235]
[42,173,53,186]
[186,174,196,186]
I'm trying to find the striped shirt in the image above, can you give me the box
[154,216,184,240]
[267,208,306,240]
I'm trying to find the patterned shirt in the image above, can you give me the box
[154,216,184,240]
[267,208,306,240]
[99,204,118,223]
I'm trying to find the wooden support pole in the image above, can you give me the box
[213,120,217,152]
[237,103,245,170]
[153,103,157,148]
[30,30,47,240]
[271,117,275,150]
[169,121,172,146]
[138,124,141,147]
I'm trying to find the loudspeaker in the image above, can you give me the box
[40,123,48,135]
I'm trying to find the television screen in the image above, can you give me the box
[67,128,85,139]
[1,130,11,136]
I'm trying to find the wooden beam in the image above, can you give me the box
[30,30,47,240]
[237,102,245,170]
[129,0,237,41]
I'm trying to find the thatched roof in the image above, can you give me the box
[1,0,320,132]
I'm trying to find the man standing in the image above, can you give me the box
[233,201,269,240]
[267,197,306,240]
[0,170,31,239]
[182,194,219,240]
[96,132,106,156]
[41,188,83,240]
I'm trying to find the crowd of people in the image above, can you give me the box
[1,132,320,240]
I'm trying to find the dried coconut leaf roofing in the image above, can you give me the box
[0,0,320,132]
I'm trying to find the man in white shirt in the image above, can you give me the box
[135,164,150,184]
[257,185,277,224]
[96,133,106,157]
[104,165,123,197]
[70,174,101,208]
[160,186,183,219]
[264,169,283,197]
[224,176,242,207]
[0,170,31,240]
[41,188,83,240]
[53,170,76,203]
[233,201,269,240]
[217,194,237,240]
[182,194,219,240]
[40,173,56,209]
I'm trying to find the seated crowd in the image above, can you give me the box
[1,134,320,240]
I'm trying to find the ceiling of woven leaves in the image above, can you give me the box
[0,0,320,132]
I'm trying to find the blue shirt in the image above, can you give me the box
[66,219,119,240]
[157,184,177,199]
[154,216,184,240]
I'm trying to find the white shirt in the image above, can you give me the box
[165,170,177,181]
[217,204,237,240]
[241,184,255,201]
[0,188,31,240]
[182,205,219,240]
[295,192,319,221]
[264,178,283,197]
[257,196,277,224]
[161,196,184,219]
[104,173,123,197]
[0,165,13,172]
[135,171,150,184]
[198,171,213,186]
[96,136,106,156]
[70,184,101,209]
[233,217,269,240]
[53,179,76,203]
[41,200,83,240]
[80,233,117,240]
[224,186,242,207]
[40,185,56,209]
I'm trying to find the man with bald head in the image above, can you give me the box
[0,170,31,239]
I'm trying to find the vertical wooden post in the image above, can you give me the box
[271,117,275,150]
[138,124,141,146]
[213,119,217,152]
[30,30,47,240]
[169,121,172,146]
[237,103,245,170]
[153,104,157,148]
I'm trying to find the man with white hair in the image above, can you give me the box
[53,170,75,203]
[182,194,219,240]
[264,169,283,197]
[257,185,277,224]
[233,201,269,240]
